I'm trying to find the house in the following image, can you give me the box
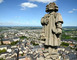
[62,39,77,45]
[19,56,31,60]
[0,52,8,59]
[7,49,12,53]
[69,43,75,48]
[0,45,8,50]
[13,37,20,42]
[0,39,13,44]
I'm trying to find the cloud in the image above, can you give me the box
[20,2,38,10]
[0,0,3,3]
[68,8,77,13]
[29,0,56,3]
[68,11,73,13]
[73,9,77,11]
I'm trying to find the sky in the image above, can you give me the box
[0,0,77,26]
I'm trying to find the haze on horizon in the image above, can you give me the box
[0,0,77,26]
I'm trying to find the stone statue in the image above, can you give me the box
[41,2,63,60]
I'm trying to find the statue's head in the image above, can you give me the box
[46,2,58,13]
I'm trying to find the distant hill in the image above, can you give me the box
[0,26,77,30]
[63,26,77,28]
[0,26,42,30]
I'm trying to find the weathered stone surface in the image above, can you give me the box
[40,2,63,60]
[41,3,63,46]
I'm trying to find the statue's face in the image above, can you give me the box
[46,3,58,12]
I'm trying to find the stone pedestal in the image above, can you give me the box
[43,47,60,60]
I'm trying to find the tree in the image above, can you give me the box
[31,41,39,46]
[0,49,6,54]
[60,42,69,47]
[11,41,19,45]
[0,58,5,60]
[20,36,28,39]
[0,35,4,45]
[75,48,77,51]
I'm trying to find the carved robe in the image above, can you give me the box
[41,12,63,46]
[52,13,63,46]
